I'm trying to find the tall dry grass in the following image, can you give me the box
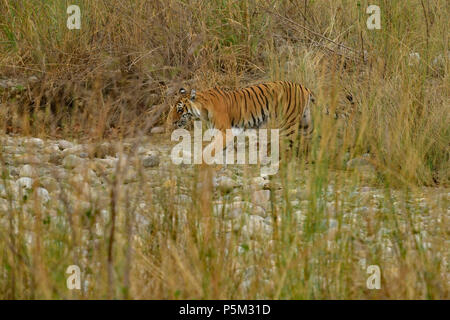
[1,0,448,184]
[0,0,448,299]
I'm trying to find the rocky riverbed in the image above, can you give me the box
[0,132,449,294]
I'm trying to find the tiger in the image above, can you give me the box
[166,80,315,155]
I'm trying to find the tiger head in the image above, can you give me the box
[167,88,198,129]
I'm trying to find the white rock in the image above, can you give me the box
[17,177,33,190]
[40,176,59,192]
[0,198,9,211]
[44,144,60,154]
[251,176,268,190]
[61,145,84,157]
[2,145,24,154]
[62,154,85,169]
[19,164,35,177]
[24,137,44,148]
[9,167,19,178]
[96,158,116,168]
[142,154,160,168]
[28,76,39,83]
[214,202,243,219]
[0,181,18,198]
[69,173,85,185]
[36,187,50,203]
[136,146,147,155]
[242,215,272,238]
[408,52,421,66]
[251,190,271,210]
[15,154,41,165]
[328,218,338,228]
[215,176,239,193]
[294,210,305,224]
[58,140,74,150]
[73,167,98,183]
[100,209,110,221]
[150,126,165,134]
[123,169,139,183]
[251,205,267,217]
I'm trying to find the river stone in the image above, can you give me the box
[43,144,60,154]
[9,167,19,178]
[36,187,50,203]
[61,145,84,157]
[58,140,74,150]
[2,145,24,154]
[15,154,42,165]
[213,201,251,219]
[19,164,35,177]
[92,142,115,158]
[250,176,269,190]
[24,137,44,149]
[40,176,59,192]
[251,205,267,217]
[251,190,271,210]
[215,176,239,193]
[242,215,272,238]
[17,177,33,190]
[150,126,165,134]
[28,76,39,83]
[63,154,85,169]
[142,154,160,168]
[0,181,18,198]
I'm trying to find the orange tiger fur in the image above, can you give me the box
[167,81,315,151]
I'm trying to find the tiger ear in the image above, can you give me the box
[190,89,196,101]
[179,88,186,95]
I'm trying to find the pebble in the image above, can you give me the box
[40,176,59,192]
[58,140,74,150]
[251,190,271,210]
[15,154,41,165]
[36,187,50,203]
[62,154,85,169]
[150,126,165,134]
[250,176,268,190]
[28,76,39,83]
[0,181,18,198]
[17,177,33,190]
[61,145,84,157]
[0,134,445,289]
[214,201,246,219]
[9,167,19,178]
[24,137,44,149]
[44,144,60,154]
[215,176,239,193]
[346,156,371,169]
[142,154,160,168]
[19,164,35,177]
[92,142,115,158]
[242,215,272,238]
